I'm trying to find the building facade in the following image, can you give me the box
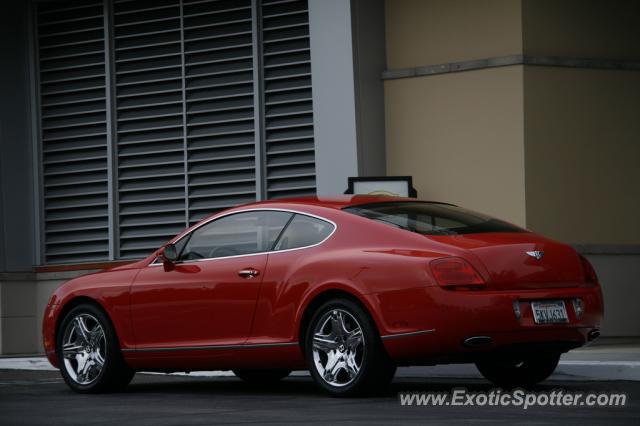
[0,0,638,354]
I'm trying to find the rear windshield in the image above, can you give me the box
[343,202,525,235]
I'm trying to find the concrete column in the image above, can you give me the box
[0,1,36,272]
[309,0,359,195]
[309,0,387,196]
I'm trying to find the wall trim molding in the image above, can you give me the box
[382,55,640,80]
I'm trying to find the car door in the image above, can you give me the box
[130,210,293,350]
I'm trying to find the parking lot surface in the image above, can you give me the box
[1,357,638,426]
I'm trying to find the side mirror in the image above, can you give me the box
[160,243,178,271]
[163,243,178,261]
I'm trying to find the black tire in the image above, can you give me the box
[233,369,291,384]
[57,303,134,393]
[475,353,560,389]
[304,298,396,397]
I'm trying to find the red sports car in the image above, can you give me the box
[43,196,603,396]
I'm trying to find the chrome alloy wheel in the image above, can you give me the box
[312,309,364,387]
[61,314,106,385]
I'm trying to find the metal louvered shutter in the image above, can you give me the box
[183,0,257,225]
[37,1,110,264]
[261,0,316,198]
[112,0,188,259]
[35,0,316,264]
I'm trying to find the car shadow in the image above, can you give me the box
[121,374,614,398]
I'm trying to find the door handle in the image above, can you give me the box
[238,268,260,279]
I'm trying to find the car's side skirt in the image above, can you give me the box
[121,341,299,353]
[380,329,436,340]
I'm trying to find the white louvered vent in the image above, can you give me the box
[36,0,316,264]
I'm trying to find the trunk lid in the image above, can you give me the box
[427,232,584,289]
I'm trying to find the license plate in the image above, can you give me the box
[531,300,569,324]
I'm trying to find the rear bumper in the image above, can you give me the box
[383,326,594,365]
[366,284,603,364]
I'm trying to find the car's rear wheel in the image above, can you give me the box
[233,369,291,384]
[304,298,396,396]
[475,353,560,388]
[57,303,134,393]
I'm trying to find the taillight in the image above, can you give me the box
[579,255,598,284]
[430,257,485,289]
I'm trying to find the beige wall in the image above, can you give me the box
[384,0,527,225]
[385,66,527,226]
[382,0,639,337]
[522,0,640,60]
[385,0,523,69]
[524,67,640,244]
[0,274,38,354]
[0,270,92,355]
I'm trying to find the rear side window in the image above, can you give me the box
[274,214,334,250]
[344,202,525,236]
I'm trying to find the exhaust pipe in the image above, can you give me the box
[462,336,493,347]
[588,329,601,341]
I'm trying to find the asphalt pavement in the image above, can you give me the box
[1,342,639,425]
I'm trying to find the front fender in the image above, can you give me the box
[42,268,140,367]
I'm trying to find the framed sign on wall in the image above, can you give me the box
[344,176,417,197]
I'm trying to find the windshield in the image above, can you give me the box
[343,202,525,236]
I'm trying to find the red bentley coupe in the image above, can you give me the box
[43,196,603,396]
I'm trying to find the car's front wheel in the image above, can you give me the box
[57,303,134,393]
[475,353,560,388]
[304,298,396,396]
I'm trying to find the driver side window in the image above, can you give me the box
[179,211,292,261]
